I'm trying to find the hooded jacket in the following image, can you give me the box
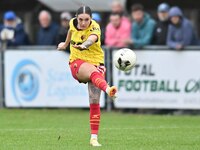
[131,13,156,48]
[167,7,199,48]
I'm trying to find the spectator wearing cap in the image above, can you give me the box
[0,11,30,46]
[56,11,72,47]
[124,4,156,48]
[153,3,170,45]
[167,6,199,50]
[37,10,59,45]
[105,13,131,48]
[92,13,105,45]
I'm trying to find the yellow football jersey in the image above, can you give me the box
[69,18,104,65]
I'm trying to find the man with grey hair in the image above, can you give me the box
[36,10,58,45]
[111,0,126,14]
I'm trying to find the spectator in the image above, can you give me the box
[111,0,125,14]
[92,12,105,45]
[167,6,199,50]
[125,4,156,48]
[111,0,131,31]
[0,11,30,46]
[37,10,59,45]
[153,3,170,45]
[56,11,71,46]
[105,13,131,48]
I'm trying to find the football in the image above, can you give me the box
[113,48,137,71]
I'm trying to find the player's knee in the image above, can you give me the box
[89,96,100,104]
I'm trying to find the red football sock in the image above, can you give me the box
[90,71,108,92]
[90,103,100,135]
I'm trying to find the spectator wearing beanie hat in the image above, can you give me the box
[56,11,72,47]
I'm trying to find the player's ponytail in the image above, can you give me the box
[76,6,92,17]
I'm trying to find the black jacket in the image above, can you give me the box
[153,20,169,45]
[56,26,69,45]
[37,22,59,45]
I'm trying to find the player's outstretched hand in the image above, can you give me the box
[72,45,88,51]
[57,42,67,51]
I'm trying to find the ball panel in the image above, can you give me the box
[113,48,137,71]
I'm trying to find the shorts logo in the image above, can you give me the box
[73,63,78,68]
[11,59,41,104]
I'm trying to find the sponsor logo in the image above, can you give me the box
[11,59,40,104]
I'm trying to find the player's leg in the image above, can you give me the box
[88,82,102,146]
[76,62,117,99]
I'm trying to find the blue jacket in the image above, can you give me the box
[167,7,199,48]
[37,23,59,45]
[131,13,156,48]
[0,23,30,46]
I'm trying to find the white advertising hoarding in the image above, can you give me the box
[4,50,105,107]
[113,51,200,109]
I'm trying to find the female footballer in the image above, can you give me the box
[57,6,117,147]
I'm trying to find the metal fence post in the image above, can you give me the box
[0,43,4,108]
[103,46,112,112]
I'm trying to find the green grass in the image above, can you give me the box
[0,109,200,150]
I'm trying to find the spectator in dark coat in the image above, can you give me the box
[37,10,59,45]
[0,11,30,46]
[153,3,170,45]
[56,12,71,45]
[167,7,199,50]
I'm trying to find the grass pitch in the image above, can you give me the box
[0,109,200,150]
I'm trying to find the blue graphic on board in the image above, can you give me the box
[11,60,40,104]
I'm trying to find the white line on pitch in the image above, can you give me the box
[0,126,200,131]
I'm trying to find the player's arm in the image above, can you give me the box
[73,34,98,50]
[57,30,72,50]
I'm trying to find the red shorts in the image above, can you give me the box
[69,59,106,82]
